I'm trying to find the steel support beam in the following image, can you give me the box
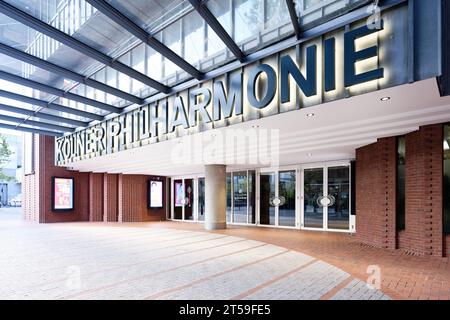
[0,121,63,137]
[0,43,143,105]
[286,0,302,39]
[188,0,246,62]
[0,71,122,114]
[85,0,203,80]
[0,114,74,132]
[0,103,87,127]
[0,89,104,121]
[0,1,170,94]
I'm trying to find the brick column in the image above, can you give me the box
[403,124,443,256]
[355,137,397,249]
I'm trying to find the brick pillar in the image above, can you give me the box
[403,124,443,256]
[355,137,396,249]
[103,173,119,222]
[89,173,104,221]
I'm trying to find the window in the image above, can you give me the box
[397,136,406,231]
[444,125,450,234]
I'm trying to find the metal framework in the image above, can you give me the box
[0,89,104,121]
[0,1,170,94]
[85,0,203,80]
[286,0,302,39]
[0,114,74,132]
[0,103,88,127]
[188,0,246,62]
[0,71,122,114]
[0,43,144,104]
[0,121,63,137]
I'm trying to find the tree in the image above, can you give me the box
[0,134,14,182]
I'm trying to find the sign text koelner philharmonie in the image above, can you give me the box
[56,18,402,166]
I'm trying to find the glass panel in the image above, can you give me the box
[198,177,205,221]
[233,171,248,223]
[260,172,275,226]
[248,170,256,224]
[207,0,293,54]
[444,125,450,234]
[173,179,183,219]
[279,170,296,227]
[397,137,406,231]
[327,166,350,230]
[183,10,205,66]
[226,173,232,222]
[184,178,194,220]
[162,19,182,78]
[304,168,323,228]
[298,0,372,30]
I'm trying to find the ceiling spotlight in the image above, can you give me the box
[380,96,391,102]
[306,113,315,117]
[251,124,260,128]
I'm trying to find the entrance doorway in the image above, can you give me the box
[301,163,351,231]
[259,168,297,228]
[170,176,206,221]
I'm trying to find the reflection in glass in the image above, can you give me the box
[327,166,350,230]
[397,137,406,231]
[226,173,232,222]
[260,172,276,225]
[173,179,183,220]
[184,179,194,220]
[248,171,256,224]
[279,171,296,227]
[444,125,450,234]
[304,168,323,228]
[198,178,205,221]
[233,172,248,223]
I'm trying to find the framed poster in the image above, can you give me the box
[52,177,74,211]
[148,180,163,208]
[174,181,184,207]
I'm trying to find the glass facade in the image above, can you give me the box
[397,136,406,231]
[278,171,296,227]
[327,166,350,230]
[444,125,450,234]
[303,168,324,229]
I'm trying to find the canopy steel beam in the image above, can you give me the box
[0,71,122,114]
[85,0,203,80]
[0,1,170,94]
[188,0,246,62]
[0,114,75,132]
[0,43,144,104]
[0,121,63,137]
[0,103,87,127]
[286,0,302,39]
[0,89,104,121]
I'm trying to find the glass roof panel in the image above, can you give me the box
[37,107,93,122]
[207,0,293,55]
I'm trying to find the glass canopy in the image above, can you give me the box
[0,0,372,136]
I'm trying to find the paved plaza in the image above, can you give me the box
[0,208,389,300]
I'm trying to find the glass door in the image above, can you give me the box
[258,169,297,228]
[301,164,350,231]
[172,178,195,221]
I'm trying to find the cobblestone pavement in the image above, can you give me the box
[0,209,389,300]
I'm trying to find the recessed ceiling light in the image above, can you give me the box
[306,113,315,117]
[380,96,391,102]
[251,125,260,128]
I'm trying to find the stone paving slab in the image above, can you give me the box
[0,212,390,300]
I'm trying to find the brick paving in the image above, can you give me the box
[1,208,449,300]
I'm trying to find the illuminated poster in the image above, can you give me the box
[149,180,163,208]
[174,182,184,207]
[53,177,74,211]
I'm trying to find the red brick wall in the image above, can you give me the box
[104,174,119,222]
[22,135,168,224]
[120,175,167,222]
[89,173,104,222]
[399,124,443,256]
[355,137,396,249]
[356,124,444,257]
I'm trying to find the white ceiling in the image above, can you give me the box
[68,78,450,177]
